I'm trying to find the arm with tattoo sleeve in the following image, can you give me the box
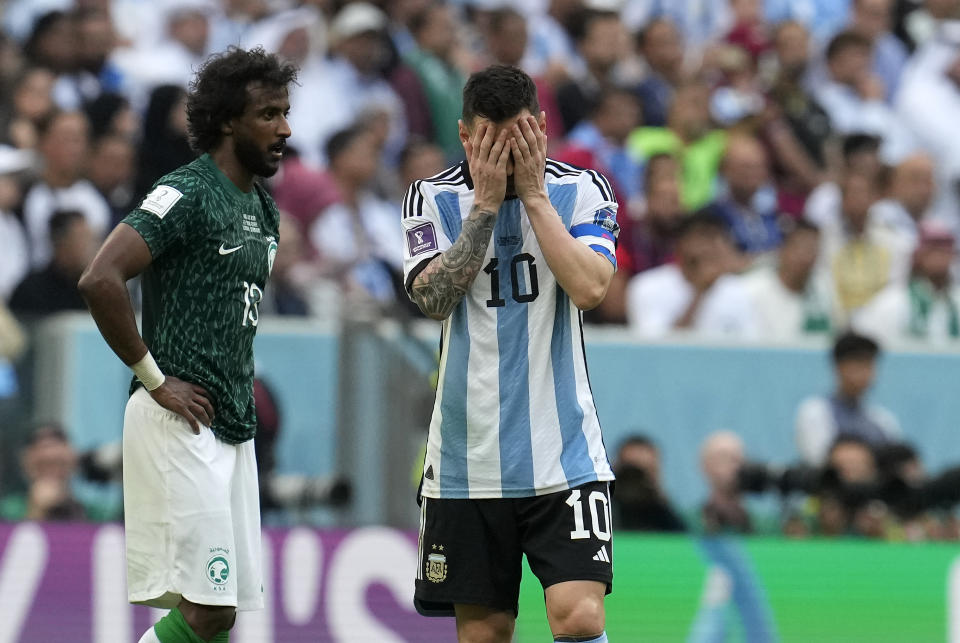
[410,204,498,320]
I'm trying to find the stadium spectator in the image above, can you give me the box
[795,331,902,466]
[404,2,468,161]
[700,430,752,534]
[634,18,684,128]
[868,153,937,247]
[520,0,584,83]
[23,110,109,268]
[260,213,311,317]
[1,66,56,149]
[626,213,758,339]
[708,45,767,128]
[0,145,32,301]
[611,434,686,532]
[700,134,782,259]
[22,10,76,76]
[743,219,836,339]
[133,85,195,200]
[87,133,136,225]
[398,137,446,196]
[82,91,138,141]
[308,125,403,305]
[821,172,909,317]
[814,30,915,162]
[817,436,885,537]
[10,209,96,316]
[627,80,727,210]
[804,132,882,230]
[848,0,909,101]
[853,220,960,344]
[54,7,125,110]
[724,0,772,60]
[0,424,90,521]
[554,9,632,133]
[558,88,643,203]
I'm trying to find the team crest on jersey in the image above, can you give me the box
[407,222,438,256]
[426,549,447,583]
[139,185,183,219]
[206,554,230,589]
[266,237,278,274]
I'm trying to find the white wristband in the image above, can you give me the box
[131,351,166,391]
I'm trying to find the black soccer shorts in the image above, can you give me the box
[414,480,614,617]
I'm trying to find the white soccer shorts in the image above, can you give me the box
[122,387,264,611]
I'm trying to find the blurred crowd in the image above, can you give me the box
[1,0,960,534]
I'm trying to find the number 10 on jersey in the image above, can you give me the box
[483,253,539,307]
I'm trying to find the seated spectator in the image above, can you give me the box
[2,66,56,149]
[743,219,836,339]
[708,45,766,128]
[821,172,909,317]
[804,132,882,230]
[83,92,139,142]
[271,148,340,239]
[699,134,782,259]
[10,210,96,316]
[558,87,643,204]
[611,434,685,532]
[403,2,468,161]
[868,153,936,249]
[627,80,727,211]
[0,424,86,521]
[795,331,902,466]
[724,0,772,60]
[260,213,311,317]
[813,30,914,162]
[598,154,684,324]
[0,145,33,302]
[133,85,195,200]
[554,9,633,133]
[308,126,402,305]
[848,0,909,101]
[626,213,758,339]
[87,133,136,226]
[634,17,685,128]
[853,221,960,344]
[22,110,110,268]
[700,430,752,534]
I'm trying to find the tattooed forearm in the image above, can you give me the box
[411,205,498,319]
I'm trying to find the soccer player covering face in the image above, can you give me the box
[78,48,295,643]
[402,65,618,643]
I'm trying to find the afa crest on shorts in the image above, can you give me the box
[426,546,447,583]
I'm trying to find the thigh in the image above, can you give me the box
[414,496,523,617]
[231,440,264,611]
[518,481,614,593]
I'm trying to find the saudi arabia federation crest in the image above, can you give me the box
[426,552,447,583]
[266,237,278,274]
[206,555,230,587]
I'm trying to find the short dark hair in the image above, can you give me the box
[618,433,658,453]
[568,9,619,44]
[677,212,728,240]
[324,124,368,164]
[49,209,85,245]
[462,65,539,123]
[186,47,298,153]
[842,133,882,163]
[825,30,871,62]
[643,153,678,191]
[488,7,525,32]
[832,331,880,363]
[23,422,69,448]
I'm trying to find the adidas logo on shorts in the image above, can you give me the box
[592,545,610,563]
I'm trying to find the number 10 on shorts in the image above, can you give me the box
[566,488,612,541]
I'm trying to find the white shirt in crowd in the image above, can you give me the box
[852,281,960,345]
[795,396,902,466]
[0,211,29,301]
[626,263,758,339]
[814,80,916,163]
[741,267,836,341]
[23,179,111,268]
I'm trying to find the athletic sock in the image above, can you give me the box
[152,607,207,643]
[554,633,608,643]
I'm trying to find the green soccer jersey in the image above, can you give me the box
[123,154,280,444]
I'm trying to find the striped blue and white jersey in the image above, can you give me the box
[401,159,619,499]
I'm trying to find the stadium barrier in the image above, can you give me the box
[1,523,958,642]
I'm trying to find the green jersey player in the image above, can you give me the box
[79,48,296,643]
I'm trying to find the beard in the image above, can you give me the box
[234,132,280,178]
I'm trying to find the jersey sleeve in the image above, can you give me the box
[122,174,200,258]
[400,180,451,293]
[571,170,620,269]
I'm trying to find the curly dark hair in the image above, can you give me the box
[186,47,298,153]
[462,65,539,124]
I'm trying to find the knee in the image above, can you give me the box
[181,604,236,638]
[548,595,605,638]
[456,611,514,643]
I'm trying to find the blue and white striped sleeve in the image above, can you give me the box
[570,169,619,269]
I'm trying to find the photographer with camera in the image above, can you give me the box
[611,434,685,532]
[700,430,753,534]
[795,331,902,466]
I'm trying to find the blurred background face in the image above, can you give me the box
[336,31,388,76]
[775,22,810,72]
[836,356,876,398]
[76,9,115,71]
[332,131,381,184]
[594,92,641,142]
[641,19,682,75]
[169,11,209,56]
[779,228,820,281]
[829,442,877,484]
[87,136,135,192]
[841,174,878,230]
[723,137,769,200]
[580,15,626,74]
[829,45,871,84]
[646,175,682,224]
[617,442,661,481]
[14,68,55,121]
[415,6,456,60]
[400,143,446,187]
[677,230,723,281]
[668,85,710,141]
[892,156,935,218]
[56,217,97,276]
[32,13,77,72]
[915,243,955,282]
[853,0,892,41]
[701,432,745,494]
[486,12,528,67]
[22,434,77,484]
[42,113,89,177]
